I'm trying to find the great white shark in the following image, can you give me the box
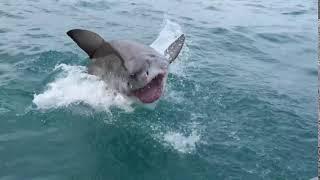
[67,29,185,103]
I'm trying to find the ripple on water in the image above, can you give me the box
[244,3,266,8]
[257,32,297,44]
[76,0,111,10]
[27,27,41,31]
[204,5,220,11]
[180,16,193,22]
[0,28,12,33]
[282,10,307,16]
[24,33,54,39]
[208,27,229,35]
[303,67,318,77]
[0,10,24,19]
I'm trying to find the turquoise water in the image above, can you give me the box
[0,0,318,179]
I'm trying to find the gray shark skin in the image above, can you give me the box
[67,29,185,103]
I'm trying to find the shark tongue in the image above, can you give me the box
[132,74,164,103]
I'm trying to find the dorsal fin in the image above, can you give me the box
[67,29,105,58]
[164,34,185,63]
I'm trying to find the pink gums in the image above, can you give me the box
[131,74,165,103]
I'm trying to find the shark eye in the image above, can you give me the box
[129,73,137,79]
[146,71,149,75]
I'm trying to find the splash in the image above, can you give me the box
[151,119,203,154]
[162,119,204,153]
[151,19,189,76]
[163,130,200,153]
[33,19,186,111]
[33,64,133,111]
[151,19,184,54]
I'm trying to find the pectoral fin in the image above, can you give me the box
[164,34,185,63]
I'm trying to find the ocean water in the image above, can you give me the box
[0,0,317,179]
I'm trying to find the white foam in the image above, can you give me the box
[163,130,200,153]
[160,120,204,154]
[33,64,133,112]
[33,19,186,111]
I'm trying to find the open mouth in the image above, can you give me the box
[131,73,165,103]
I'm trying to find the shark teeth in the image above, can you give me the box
[131,73,165,103]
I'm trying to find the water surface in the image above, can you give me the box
[0,0,317,179]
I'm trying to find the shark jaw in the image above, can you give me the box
[131,73,166,103]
